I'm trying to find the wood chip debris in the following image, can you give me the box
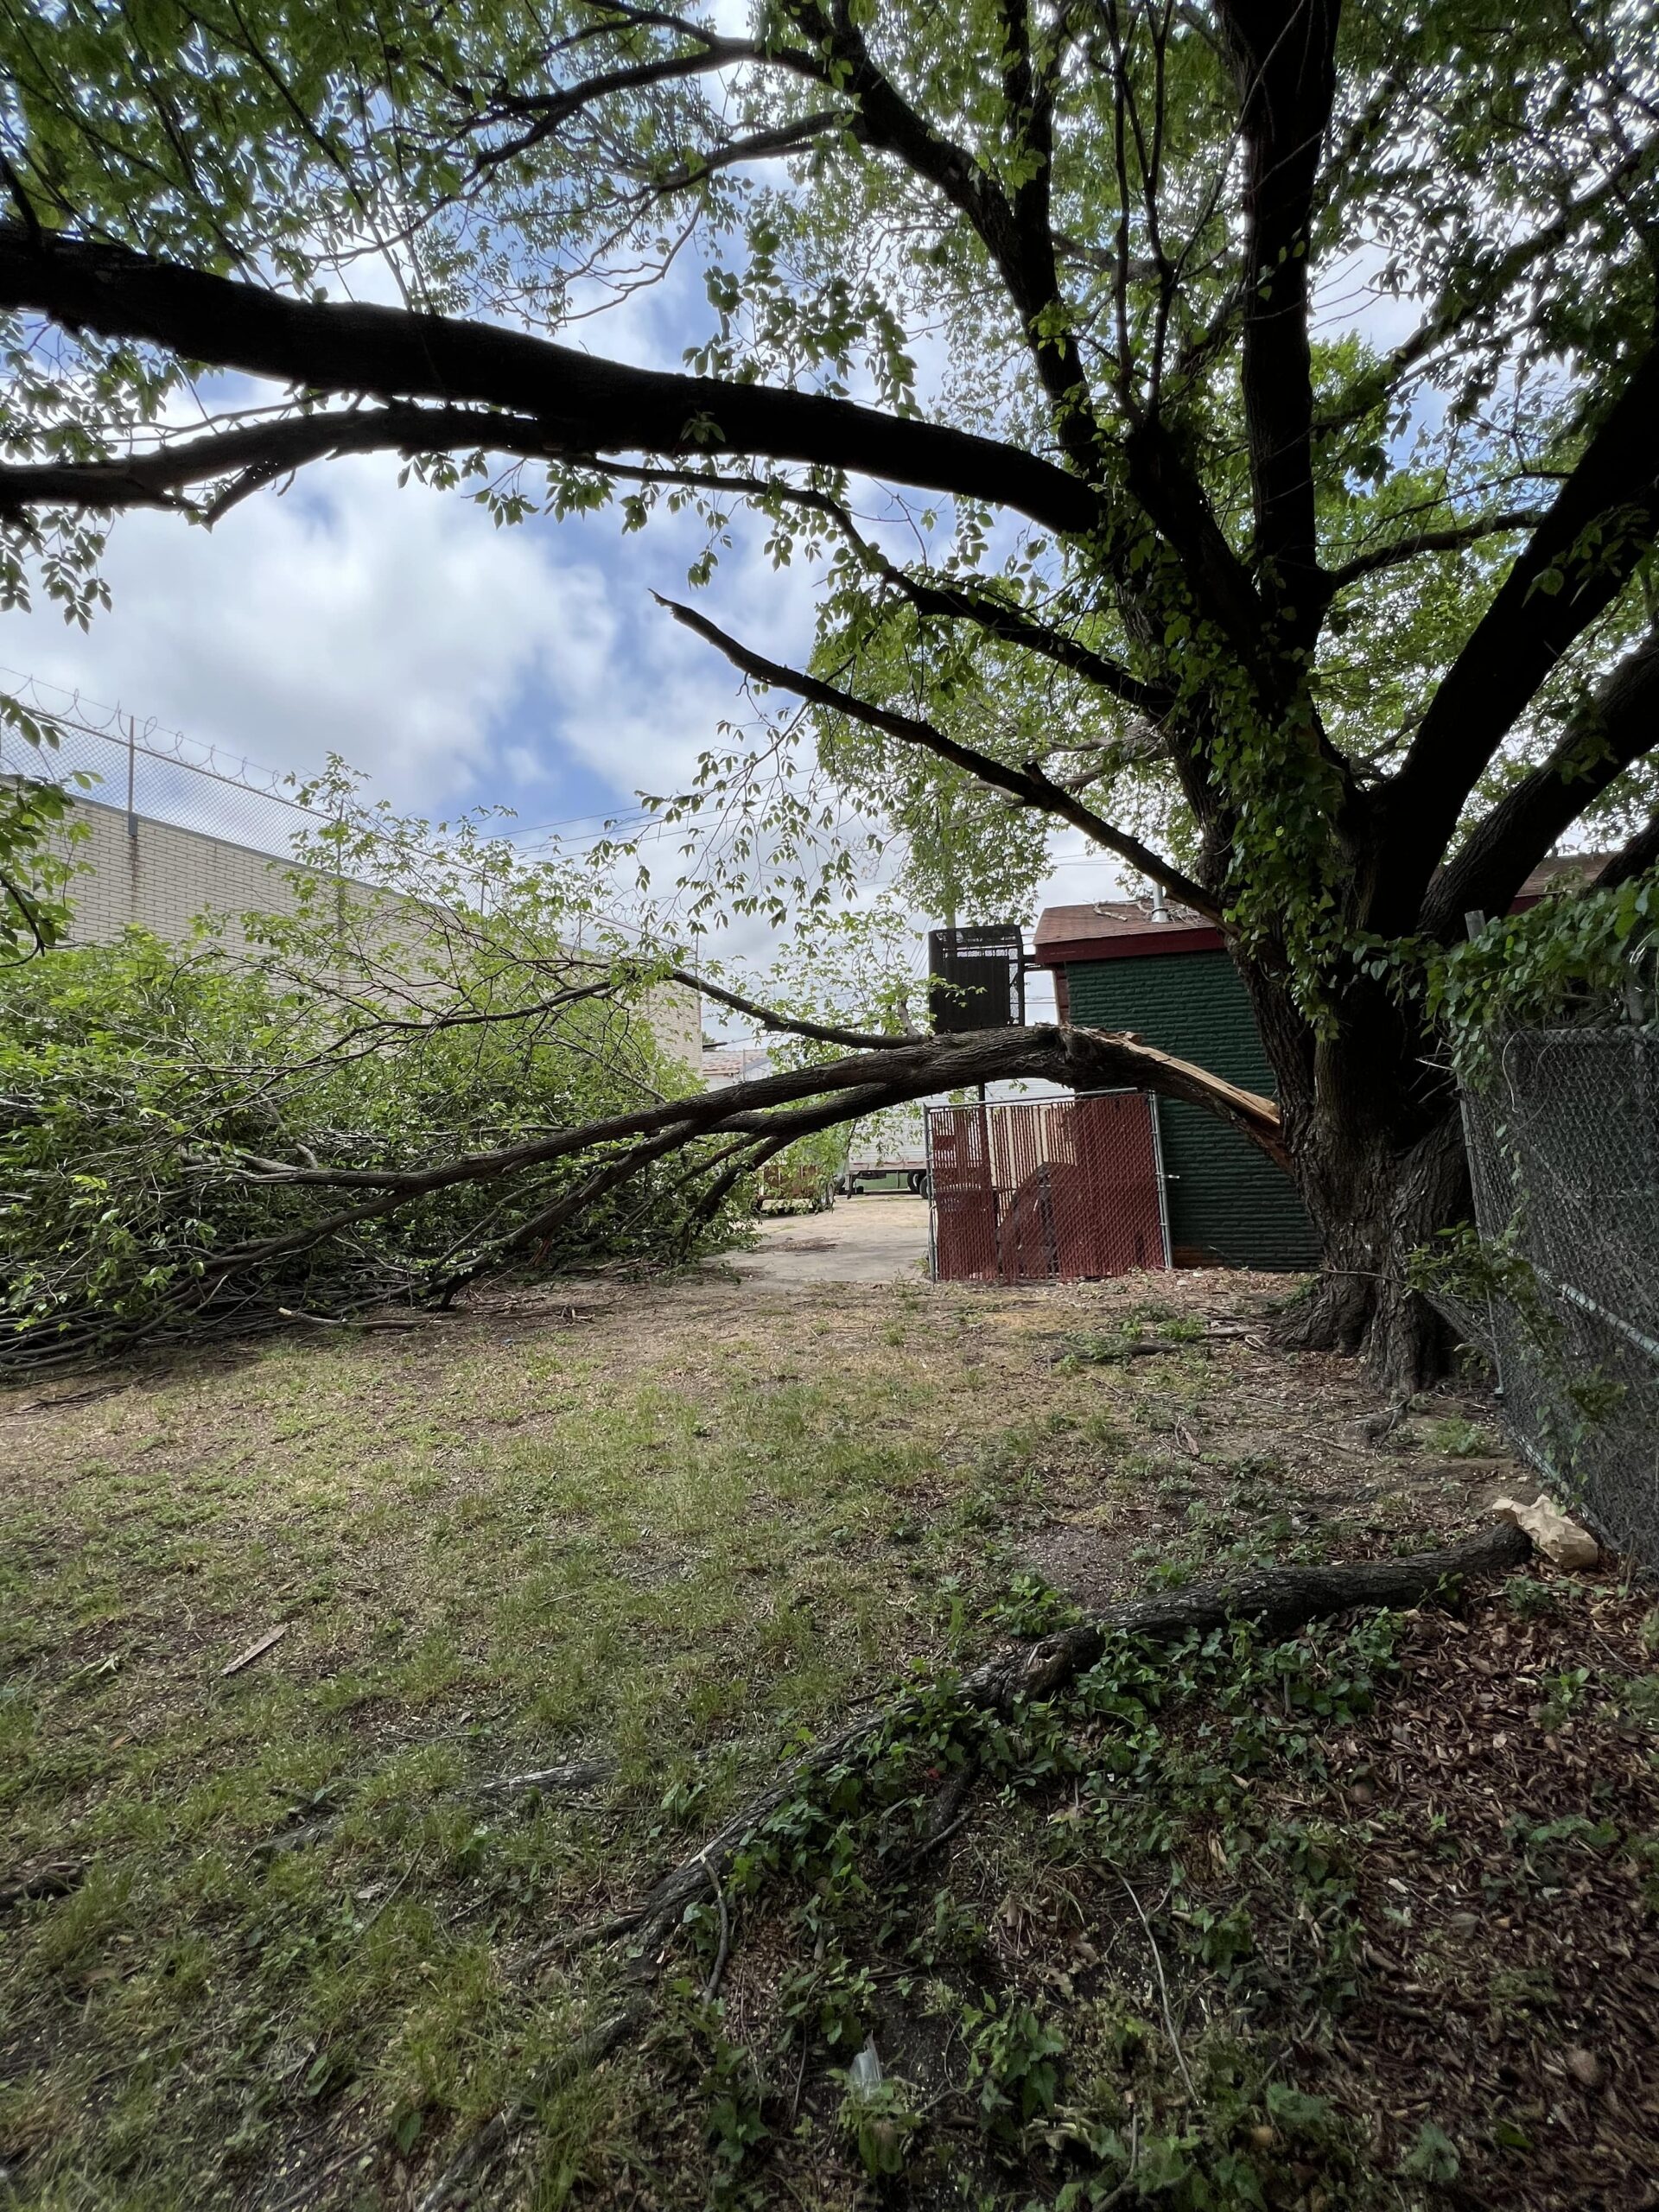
[221,1624,289,1677]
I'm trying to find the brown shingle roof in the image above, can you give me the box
[1033,853,1616,969]
[1033,898,1223,963]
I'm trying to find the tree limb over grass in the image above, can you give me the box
[207,1020,1283,1280]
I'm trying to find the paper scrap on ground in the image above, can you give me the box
[1491,1494,1599,1570]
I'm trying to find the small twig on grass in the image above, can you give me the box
[898,1805,976,1874]
[789,2030,811,2122]
[221,1623,289,1677]
[1096,2111,1141,2208]
[359,1847,423,1935]
[894,1761,982,1875]
[7,1381,125,1414]
[276,1306,429,1332]
[702,1863,732,2002]
[1115,1871,1197,2105]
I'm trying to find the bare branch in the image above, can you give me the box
[665,968,902,1051]
[582,460,1166,710]
[1323,508,1548,591]
[652,591,1220,921]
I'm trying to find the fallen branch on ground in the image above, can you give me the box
[3,1018,1291,1372]
[477,1758,618,1796]
[612,1522,1530,1948]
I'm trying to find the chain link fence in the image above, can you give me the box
[1,666,329,858]
[926,1090,1170,1284]
[1455,1029,1659,1570]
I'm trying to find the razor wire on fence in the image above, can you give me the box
[1,665,332,860]
[0,667,679,878]
[1453,1029,1659,1572]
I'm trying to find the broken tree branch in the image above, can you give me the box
[611,1521,1530,1947]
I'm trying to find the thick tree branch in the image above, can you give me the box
[0,404,582,513]
[1213,0,1343,641]
[213,1023,1286,1287]
[637,111,849,197]
[464,38,795,172]
[652,591,1220,920]
[1423,617,1659,937]
[0,226,1099,537]
[1595,810,1659,892]
[778,0,1003,240]
[1372,340,1659,933]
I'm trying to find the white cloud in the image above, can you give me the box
[10,457,593,814]
[3,429,842,970]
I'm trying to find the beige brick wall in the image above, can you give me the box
[56,794,702,1077]
[61,796,313,955]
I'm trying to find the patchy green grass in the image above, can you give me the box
[3,1271,1654,2210]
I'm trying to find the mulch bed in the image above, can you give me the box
[1271,1573,1659,2209]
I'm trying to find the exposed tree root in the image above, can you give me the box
[412,2002,645,2212]
[612,1522,1530,1951]
[419,1525,1535,2207]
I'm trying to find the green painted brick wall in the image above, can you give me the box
[1064,950,1319,1271]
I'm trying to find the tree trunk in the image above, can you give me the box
[1239,966,1471,1390]
[1277,1068,1471,1391]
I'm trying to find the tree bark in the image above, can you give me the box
[1232,960,1469,1389]
[1269,1004,1471,1389]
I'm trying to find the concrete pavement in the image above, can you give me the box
[733,1195,931,1285]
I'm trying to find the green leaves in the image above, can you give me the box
[0,785,735,1363]
[1423,868,1659,1058]
[0,694,93,959]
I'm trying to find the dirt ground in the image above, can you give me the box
[738,1194,931,1284]
[3,1263,1656,2211]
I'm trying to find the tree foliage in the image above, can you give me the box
[0,806,731,1363]
[1425,868,1659,1063]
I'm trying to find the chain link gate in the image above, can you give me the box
[925,1090,1169,1285]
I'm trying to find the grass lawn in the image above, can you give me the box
[3,1267,1656,2210]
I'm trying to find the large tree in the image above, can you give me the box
[2,0,1657,1381]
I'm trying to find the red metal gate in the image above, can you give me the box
[926,1091,1168,1284]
